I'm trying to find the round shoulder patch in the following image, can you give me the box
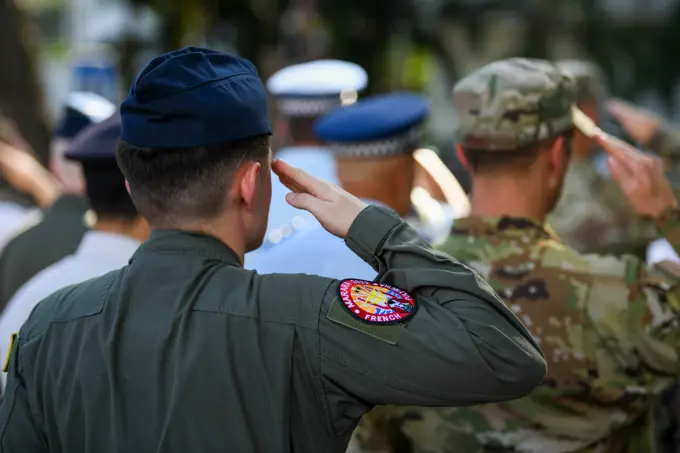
[338,279,417,325]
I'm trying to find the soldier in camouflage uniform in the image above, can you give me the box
[606,98,680,265]
[349,58,680,453]
[546,60,657,256]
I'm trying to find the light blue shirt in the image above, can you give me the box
[0,201,38,253]
[246,195,456,279]
[264,146,339,249]
[245,198,382,280]
[245,222,376,280]
[0,230,140,389]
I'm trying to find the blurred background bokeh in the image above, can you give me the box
[4,0,680,188]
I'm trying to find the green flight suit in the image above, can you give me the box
[0,205,545,453]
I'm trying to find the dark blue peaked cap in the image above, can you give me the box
[120,47,272,148]
[315,92,429,158]
[65,112,121,162]
[55,92,116,139]
[315,92,428,142]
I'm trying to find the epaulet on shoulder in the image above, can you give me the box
[21,282,81,341]
[24,271,118,340]
[539,240,639,281]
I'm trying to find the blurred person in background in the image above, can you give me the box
[315,92,459,245]
[606,98,680,452]
[259,60,367,252]
[0,92,115,310]
[247,92,469,277]
[0,114,58,251]
[547,59,658,258]
[247,92,432,278]
[605,99,680,265]
[351,58,680,453]
[50,92,116,194]
[0,112,148,390]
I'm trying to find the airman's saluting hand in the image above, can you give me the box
[272,159,368,238]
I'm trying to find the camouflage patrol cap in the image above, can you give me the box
[555,59,608,105]
[454,58,578,151]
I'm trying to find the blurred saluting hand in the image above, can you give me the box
[0,142,60,208]
[607,98,663,146]
[272,159,368,238]
[595,130,677,219]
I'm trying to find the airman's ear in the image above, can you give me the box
[238,161,262,211]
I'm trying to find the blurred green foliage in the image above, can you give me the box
[118,0,680,113]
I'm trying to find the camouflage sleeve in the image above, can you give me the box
[655,207,680,254]
[592,249,680,377]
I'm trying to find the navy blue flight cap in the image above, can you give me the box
[315,92,429,158]
[120,47,272,149]
[65,112,121,162]
[55,92,116,139]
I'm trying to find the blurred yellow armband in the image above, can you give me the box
[3,333,17,372]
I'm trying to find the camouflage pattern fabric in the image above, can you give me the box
[454,58,576,151]
[349,213,680,453]
[547,159,657,254]
[546,59,657,256]
[554,60,608,106]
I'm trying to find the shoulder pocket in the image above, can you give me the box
[50,271,115,323]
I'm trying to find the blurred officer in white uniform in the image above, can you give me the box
[260,60,367,250]
[0,115,58,252]
[0,92,116,309]
[51,91,117,194]
[0,113,149,389]
[246,92,459,278]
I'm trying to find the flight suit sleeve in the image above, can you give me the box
[0,331,47,453]
[314,206,547,433]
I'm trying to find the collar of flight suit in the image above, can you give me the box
[130,229,242,266]
[450,216,561,242]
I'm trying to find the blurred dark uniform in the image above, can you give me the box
[0,93,115,310]
[0,47,546,453]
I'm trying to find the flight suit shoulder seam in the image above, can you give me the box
[46,271,117,325]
